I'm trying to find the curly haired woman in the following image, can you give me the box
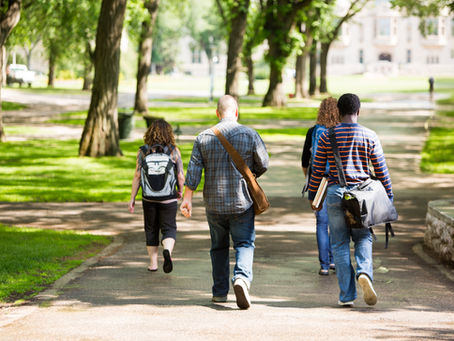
[301,97,340,276]
[129,119,185,273]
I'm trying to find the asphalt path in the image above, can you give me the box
[1,90,453,340]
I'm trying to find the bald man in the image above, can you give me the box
[181,95,269,309]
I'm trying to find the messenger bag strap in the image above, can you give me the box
[328,127,347,187]
[385,223,395,249]
[211,127,255,181]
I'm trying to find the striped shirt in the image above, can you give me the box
[185,119,269,214]
[308,123,393,200]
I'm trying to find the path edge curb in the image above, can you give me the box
[412,243,454,282]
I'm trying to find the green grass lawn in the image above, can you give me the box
[2,101,27,111]
[0,139,194,202]
[421,103,454,174]
[0,224,111,303]
[49,106,318,127]
[27,74,453,99]
[421,127,454,173]
[437,91,454,106]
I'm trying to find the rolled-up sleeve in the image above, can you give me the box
[184,137,204,191]
[252,131,269,178]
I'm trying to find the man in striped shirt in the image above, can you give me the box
[308,93,393,307]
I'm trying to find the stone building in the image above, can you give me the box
[329,0,454,76]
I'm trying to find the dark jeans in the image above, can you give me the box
[205,206,255,297]
[142,200,177,246]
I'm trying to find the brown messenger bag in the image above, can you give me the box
[211,127,270,215]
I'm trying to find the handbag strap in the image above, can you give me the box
[328,127,347,187]
[211,127,255,181]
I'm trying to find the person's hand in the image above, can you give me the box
[177,191,183,200]
[128,199,135,213]
[180,199,192,218]
[309,200,323,211]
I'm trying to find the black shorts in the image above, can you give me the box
[142,200,177,246]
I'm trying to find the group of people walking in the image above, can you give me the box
[129,93,393,310]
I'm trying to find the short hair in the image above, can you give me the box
[217,95,238,118]
[337,93,361,116]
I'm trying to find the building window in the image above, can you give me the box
[359,49,364,64]
[451,19,454,36]
[451,49,454,59]
[407,21,412,42]
[358,23,364,43]
[426,56,439,64]
[406,49,411,63]
[379,53,392,62]
[377,18,391,37]
[331,55,345,64]
[440,18,445,36]
[424,18,439,36]
[191,48,202,64]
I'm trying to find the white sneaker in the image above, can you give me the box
[358,274,377,306]
[233,278,251,309]
[338,300,355,307]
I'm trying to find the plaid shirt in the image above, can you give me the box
[185,119,269,214]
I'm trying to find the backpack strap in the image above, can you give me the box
[149,144,169,154]
[328,127,347,187]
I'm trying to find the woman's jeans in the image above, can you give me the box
[326,184,374,303]
[205,206,255,297]
[315,203,333,270]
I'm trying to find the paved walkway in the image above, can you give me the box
[1,91,454,340]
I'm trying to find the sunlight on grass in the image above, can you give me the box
[2,101,27,111]
[4,126,49,135]
[421,126,454,173]
[0,139,194,202]
[49,106,318,127]
[0,224,110,303]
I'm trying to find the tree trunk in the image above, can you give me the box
[2,46,6,87]
[0,0,22,142]
[295,26,312,99]
[294,54,308,98]
[82,42,94,91]
[48,48,56,88]
[0,46,5,142]
[79,0,127,157]
[319,42,330,94]
[262,53,285,107]
[134,0,159,115]
[82,62,93,91]
[246,54,255,95]
[225,0,250,100]
[309,40,317,96]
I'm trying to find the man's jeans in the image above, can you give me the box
[315,203,333,270]
[326,184,374,303]
[205,206,255,297]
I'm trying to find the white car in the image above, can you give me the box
[7,64,35,87]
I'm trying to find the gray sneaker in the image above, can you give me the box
[233,278,251,310]
[358,274,377,306]
[338,300,355,307]
[211,295,227,303]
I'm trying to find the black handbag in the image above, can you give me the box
[329,127,397,248]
